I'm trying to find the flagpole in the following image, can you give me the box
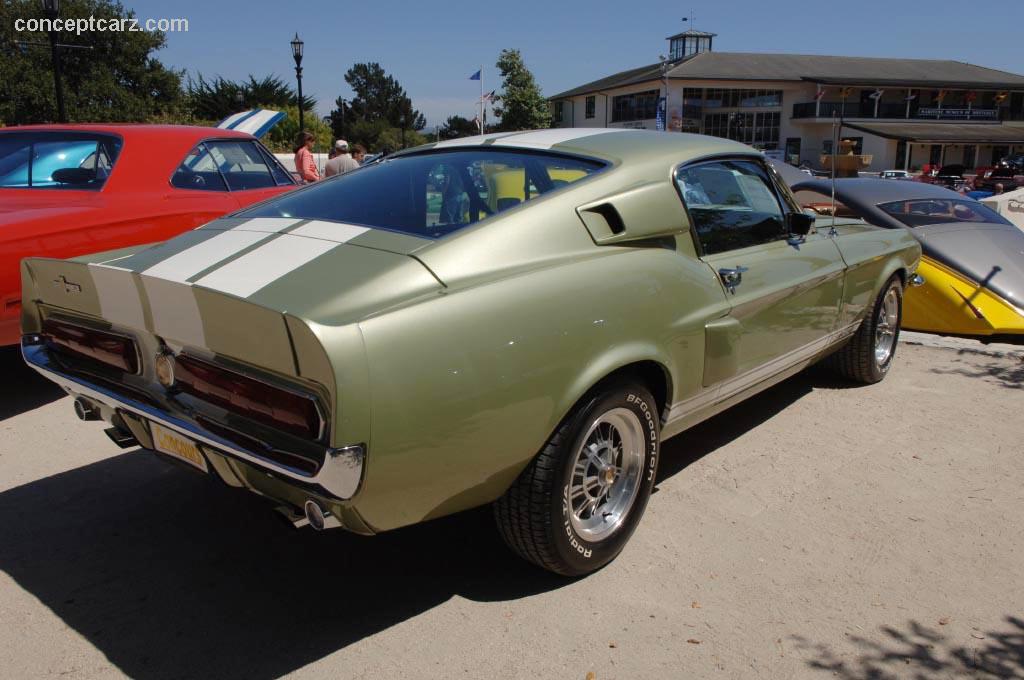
[479,64,484,134]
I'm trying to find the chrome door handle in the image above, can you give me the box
[718,266,748,294]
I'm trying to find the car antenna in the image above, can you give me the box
[829,110,839,237]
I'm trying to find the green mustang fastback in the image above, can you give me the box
[21,129,920,575]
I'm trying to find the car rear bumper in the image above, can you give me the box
[22,338,365,504]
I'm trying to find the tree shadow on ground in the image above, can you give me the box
[929,352,1024,390]
[0,362,851,679]
[0,345,65,420]
[792,617,1024,679]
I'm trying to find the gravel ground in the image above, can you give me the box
[0,337,1021,680]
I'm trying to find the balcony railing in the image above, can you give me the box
[792,101,1005,121]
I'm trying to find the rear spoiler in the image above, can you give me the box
[216,109,286,139]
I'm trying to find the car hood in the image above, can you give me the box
[915,221,1024,308]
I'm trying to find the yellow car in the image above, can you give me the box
[793,178,1024,343]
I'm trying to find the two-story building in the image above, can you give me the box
[548,30,1024,172]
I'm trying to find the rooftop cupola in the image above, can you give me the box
[666,29,715,61]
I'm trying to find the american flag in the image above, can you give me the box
[479,90,496,103]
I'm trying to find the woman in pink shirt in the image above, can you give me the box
[293,131,320,183]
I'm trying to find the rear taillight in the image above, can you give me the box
[173,354,322,440]
[43,318,139,373]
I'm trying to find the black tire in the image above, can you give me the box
[830,275,903,384]
[494,382,660,576]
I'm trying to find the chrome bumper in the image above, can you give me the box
[22,340,363,501]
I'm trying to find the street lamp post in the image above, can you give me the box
[291,33,305,131]
[41,0,66,123]
[338,98,346,139]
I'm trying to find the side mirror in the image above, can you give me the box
[787,211,814,236]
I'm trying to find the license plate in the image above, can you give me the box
[151,422,208,473]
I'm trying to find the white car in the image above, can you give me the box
[880,170,913,180]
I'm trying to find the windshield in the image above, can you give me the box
[241,149,606,238]
[0,132,122,190]
[877,198,1010,228]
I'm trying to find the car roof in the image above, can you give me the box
[402,128,756,165]
[0,124,254,143]
[0,124,259,192]
[793,177,964,203]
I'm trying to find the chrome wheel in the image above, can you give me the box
[568,408,645,542]
[874,286,899,367]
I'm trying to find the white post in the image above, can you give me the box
[479,65,483,134]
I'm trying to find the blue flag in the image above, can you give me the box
[469,70,481,81]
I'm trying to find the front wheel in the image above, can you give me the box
[494,383,660,576]
[830,275,903,384]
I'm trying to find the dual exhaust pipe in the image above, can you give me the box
[277,500,342,531]
[74,397,339,532]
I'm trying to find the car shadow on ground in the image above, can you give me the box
[0,364,853,679]
[656,363,852,484]
[791,616,1024,679]
[0,345,65,420]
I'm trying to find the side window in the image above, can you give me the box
[256,142,295,186]
[171,144,228,191]
[205,141,275,191]
[0,133,121,189]
[676,159,786,255]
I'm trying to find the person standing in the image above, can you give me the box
[352,144,367,165]
[324,139,360,177]
[293,131,320,183]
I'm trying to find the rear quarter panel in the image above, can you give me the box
[830,221,920,327]
[352,244,724,531]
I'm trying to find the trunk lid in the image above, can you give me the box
[22,217,440,376]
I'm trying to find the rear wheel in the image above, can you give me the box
[494,383,660,576]
[830,275,903,384]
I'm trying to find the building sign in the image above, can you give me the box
[655,97,667,131]
[916,107,998,120]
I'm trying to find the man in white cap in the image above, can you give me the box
[324,139,360,177]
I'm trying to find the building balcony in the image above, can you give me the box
[791,101,1009,121]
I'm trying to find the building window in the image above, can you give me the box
[704,89,782,109]
[612,90,660,123]
[585,96,596,119]
[702,111,780,149]
[552,102,563,124]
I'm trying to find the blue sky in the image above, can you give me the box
[130,0,1024,128]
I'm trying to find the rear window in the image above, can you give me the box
[0,132,122,190]
[878,198,1010,227]
[240,149,606,238]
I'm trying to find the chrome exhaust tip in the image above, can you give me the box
[303,499,341,531]
[73,397,101,421]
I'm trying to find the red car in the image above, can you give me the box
[0,123,298,345]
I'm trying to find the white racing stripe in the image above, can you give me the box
[229,217,302,234]
[490,128,624,149]
[141,230,275,283]
[89,264,146,330]
[142,276,206,348]
[193,234,338,298]
[289,221,369,243]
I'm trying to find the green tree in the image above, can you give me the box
[186,74,315,122]
[439,115,479,140]
[261,104,332,153]
[0,0,185,125]
[493,49,550,131]
[338,62,425,131]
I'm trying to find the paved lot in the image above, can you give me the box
[0,338,1021,680]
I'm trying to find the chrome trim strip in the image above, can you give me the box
[666,321,860,424]
[22,341,362,501]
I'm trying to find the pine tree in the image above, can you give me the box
[493,49,550,131]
